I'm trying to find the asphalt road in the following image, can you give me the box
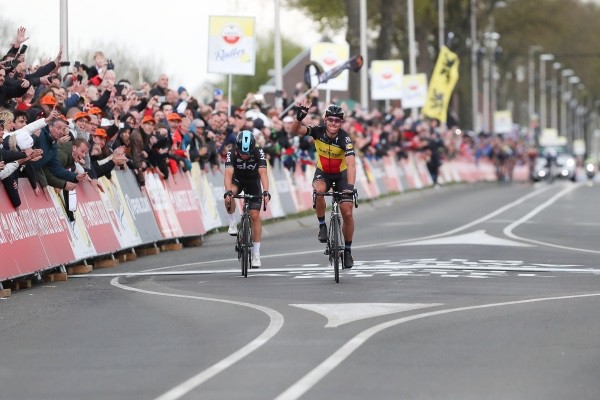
[2,179,600,400]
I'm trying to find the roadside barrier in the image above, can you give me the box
[0,155,528,294]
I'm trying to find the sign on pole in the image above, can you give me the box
[310,42,350,91]
[208,16,256,75]
[400,73,428,109]
[370,60,404,100]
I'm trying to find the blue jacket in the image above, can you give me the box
[31,126,78,185]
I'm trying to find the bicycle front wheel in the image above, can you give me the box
[240,216,250,278]
[331,215,341,283]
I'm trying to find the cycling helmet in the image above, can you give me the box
[236,130,255,155]
[325,104,344,119]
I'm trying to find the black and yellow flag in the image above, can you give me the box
[422,46,459,123]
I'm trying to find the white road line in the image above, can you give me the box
[115,185,555,274]
[274,291,600,400]
[503,183,600,254]
[109,278,284,400]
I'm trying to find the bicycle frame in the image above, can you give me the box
[231,193,266,277]
[312,185,358,283]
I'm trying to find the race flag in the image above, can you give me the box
[422,46,459,123]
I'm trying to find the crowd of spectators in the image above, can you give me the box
[0,26,533,215]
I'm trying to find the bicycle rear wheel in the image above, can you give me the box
[331,215,341,283]
[240,215,250,277]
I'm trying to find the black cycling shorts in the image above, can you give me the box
[232,174,263,210]
[312,168,353,203]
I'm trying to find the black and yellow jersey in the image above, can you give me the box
[306,125,355,174]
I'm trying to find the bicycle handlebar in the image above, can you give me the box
[312,189,359,209]
[232,193,268,211]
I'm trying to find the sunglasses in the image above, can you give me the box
[327,117,343,124]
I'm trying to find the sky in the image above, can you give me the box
[0,0,335,93]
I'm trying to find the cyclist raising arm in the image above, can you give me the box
[224,130,271,267]
[290,98,357,269]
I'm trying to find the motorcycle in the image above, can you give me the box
[585,161,597,180]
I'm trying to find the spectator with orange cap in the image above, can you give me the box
[90,128,127,179]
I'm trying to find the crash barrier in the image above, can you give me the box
[0,153,529,286]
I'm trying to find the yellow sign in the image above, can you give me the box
[422,46,459,123]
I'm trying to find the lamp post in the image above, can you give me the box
[470,0,478,132]
[568,75,580,144]
[482,31,499,133]
[539,53,554,131]
[528,46,543,128]
[561,69,574,140]
[550,62,561,131]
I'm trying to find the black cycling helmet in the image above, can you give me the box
[236,130,255,155]
[325,104,344,119]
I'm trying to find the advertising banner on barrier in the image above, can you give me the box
[414,155,433,187]
[205,169,231,228]
[116,169,162,244]
[272,166,299,216]
[381,155,404,193]
[144,171,182,239]
[0,182,48,280]
[98,176,142,248]
[72,180,121,255]
[190,165,223,232]
[47,188,97,261]
[265,167,285,219]
[294,165,315,211]
[21,181,74,267]
[164,172,205,237]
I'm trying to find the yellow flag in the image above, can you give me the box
[422,46,459,123]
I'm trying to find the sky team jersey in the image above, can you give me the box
[307,125,355,174]
[225,147,267,178]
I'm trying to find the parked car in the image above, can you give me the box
[531,145,576,182]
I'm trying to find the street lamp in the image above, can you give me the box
[528,45,543,130]
[470,0,478,132]
[550,62,561,130]
[561,69,574,139]
[482,31,500,133]
[539,53,554,131]
[568,75,580,143]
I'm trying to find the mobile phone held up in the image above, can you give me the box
[157,96,166,103]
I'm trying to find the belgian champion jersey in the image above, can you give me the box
[306,125,355,174]
[225,147,267,178]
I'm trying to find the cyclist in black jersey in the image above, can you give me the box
[291,98,356,269]
[223,130,271,267]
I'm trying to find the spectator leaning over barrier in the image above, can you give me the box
[30,117,87,190]
[291,99,357,269]
[90,128,127,179]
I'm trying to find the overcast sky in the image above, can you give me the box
[0,0,335,91]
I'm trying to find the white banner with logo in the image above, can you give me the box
[400,73,428,109]
[371,60,404,100]
[310,42,350,91]
[208,16,256,75]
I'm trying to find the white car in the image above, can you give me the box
[531,146,576,182]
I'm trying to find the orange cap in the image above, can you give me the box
[88,107,103,116]
[93,128,108,138]
[167,112,182,121]
[40,95,57,106]
[73,111,91,121]
[141,116,156,125]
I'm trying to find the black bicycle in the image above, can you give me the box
[231,193,266,278]
[312,184,358,283]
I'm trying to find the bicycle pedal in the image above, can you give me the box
[324,248,329,255]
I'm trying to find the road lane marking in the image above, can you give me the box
[395,229,532,247]
[290,303,441,328]
[109,278,284,400]
[274,291,600,400]
[503,182,600,254]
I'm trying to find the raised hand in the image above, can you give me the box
[15,26,29,46]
